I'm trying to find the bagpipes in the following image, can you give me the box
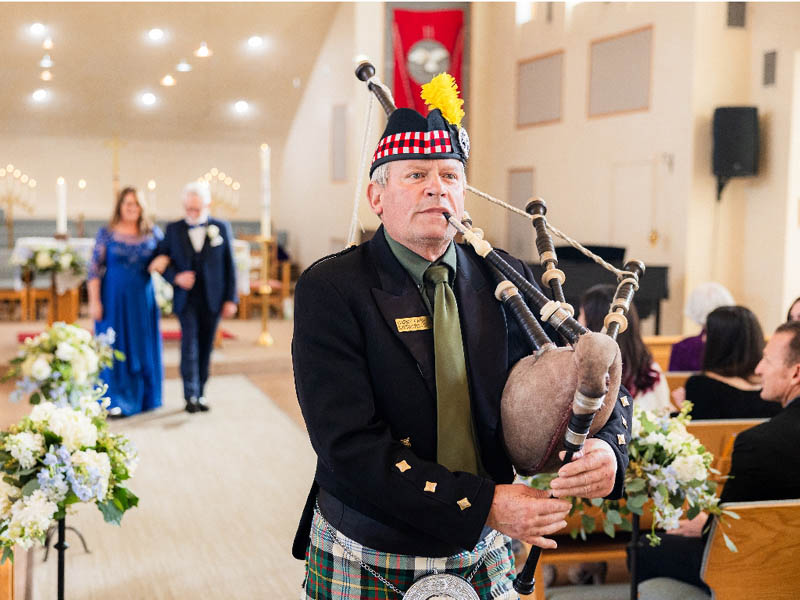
[354,60,644,595]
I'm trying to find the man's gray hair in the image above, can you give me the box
[182,181,212,206]
[370,161,466,188]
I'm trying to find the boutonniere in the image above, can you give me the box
[207,224,223,247]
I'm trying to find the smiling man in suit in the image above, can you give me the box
[291,77,631,599]
[152,182,237,414]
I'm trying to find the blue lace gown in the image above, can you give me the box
[88,226,164,415]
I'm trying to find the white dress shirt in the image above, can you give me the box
[187,224,207,253]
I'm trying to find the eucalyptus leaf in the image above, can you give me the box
[97,499,123,526]
[606,509,622,525]
[590,497,604,507]
[20,479,40,497]
[626,478,646,493]
[581,514,596,533]
[1,546,13,565]
[721,531,738,553]
[603,519,616,538]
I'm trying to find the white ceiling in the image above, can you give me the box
[0,2,340,144]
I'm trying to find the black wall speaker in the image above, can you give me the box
[713,107,759,177]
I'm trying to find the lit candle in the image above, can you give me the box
[56,177,67,235]
[260,143,271,238]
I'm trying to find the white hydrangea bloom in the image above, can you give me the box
[29,402,56,426]
[47,407,97,451]
[30,355,53,381]
[5,432,45,469]
[58,253,73,271]
[76,394,102,418]
[672,454,707,484]
[0,479,20,521]
[55,341,77,362]
[1,490,57,549]
[34,251,54,269]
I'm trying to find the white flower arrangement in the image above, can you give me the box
[0,388,139,561]
[11,246,86,278]
[2,322,123,406]
[151,271,174,316]
[521,402,738,549]
[207,224,223,247]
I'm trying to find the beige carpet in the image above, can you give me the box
[30,375,315,600]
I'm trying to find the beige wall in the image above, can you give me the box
[274,2,383,269]
[0,133,266,222]
[470,2,697,334]
[744,3,800,332]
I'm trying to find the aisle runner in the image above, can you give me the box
[31,375,315,600]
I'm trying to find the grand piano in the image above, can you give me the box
[528,246,669,334]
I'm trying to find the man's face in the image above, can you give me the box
[755,332,799,403]
[368,159,465,254]
[183,193,205,222]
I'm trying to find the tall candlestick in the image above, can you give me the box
[56,177,67,235]
[260,143,271,238]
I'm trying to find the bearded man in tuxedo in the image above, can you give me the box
[151,182,238,413]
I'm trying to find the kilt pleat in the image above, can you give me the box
[301,508,518,599]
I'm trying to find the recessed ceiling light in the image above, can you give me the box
[176,60,192,72]
[20,174,29,184]
[31,89,49,103]
[39,54,53,69]
[43,37,53,50]
[40,70,52,81]
[160,74,176,87]
[232,182,240,191]
[29,179,37,188]
[147,180,157,191]
[148,28,165,42]
[140,92,157,106]
[194,42,212,58]
[247,36,264,49]
[78,179,87,190]
[234,100,250,114]
[29,23,46,37]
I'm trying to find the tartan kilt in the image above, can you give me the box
[301,508,518,599]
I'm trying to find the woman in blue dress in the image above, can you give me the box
[87,186,163,416]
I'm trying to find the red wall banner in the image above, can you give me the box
[392,9,465,115]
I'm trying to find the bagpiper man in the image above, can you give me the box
[292,74,632,599]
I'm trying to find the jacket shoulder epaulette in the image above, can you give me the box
[301,245,361,277]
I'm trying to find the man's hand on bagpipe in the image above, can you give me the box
[485,484,571,550]
[551,438,618,499]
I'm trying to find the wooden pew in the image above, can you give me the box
[702,499,800,599]
[0,559,12,600]
[643,334,683,372]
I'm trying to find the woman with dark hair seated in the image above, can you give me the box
[580,284,671,414]
[674,306,780,420]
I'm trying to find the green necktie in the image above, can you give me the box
[424,265,480,475]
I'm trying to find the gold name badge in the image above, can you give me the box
[395,316,432,332]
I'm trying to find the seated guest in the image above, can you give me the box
[634,320,800,592]
[668,282,734,371]
[674,306,780,420]
[787,296,800,322]
[579,284,671,414]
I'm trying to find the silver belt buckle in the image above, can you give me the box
[404,572,480,600]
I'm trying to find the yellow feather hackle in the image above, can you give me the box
[420,73,464,128]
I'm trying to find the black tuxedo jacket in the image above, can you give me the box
[156,217,238,315]
[721,397,800,503]
[291,226,631,558]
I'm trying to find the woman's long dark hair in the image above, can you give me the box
[110,186,153,235]
[702,306,764,378]
[580,284,658,395]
